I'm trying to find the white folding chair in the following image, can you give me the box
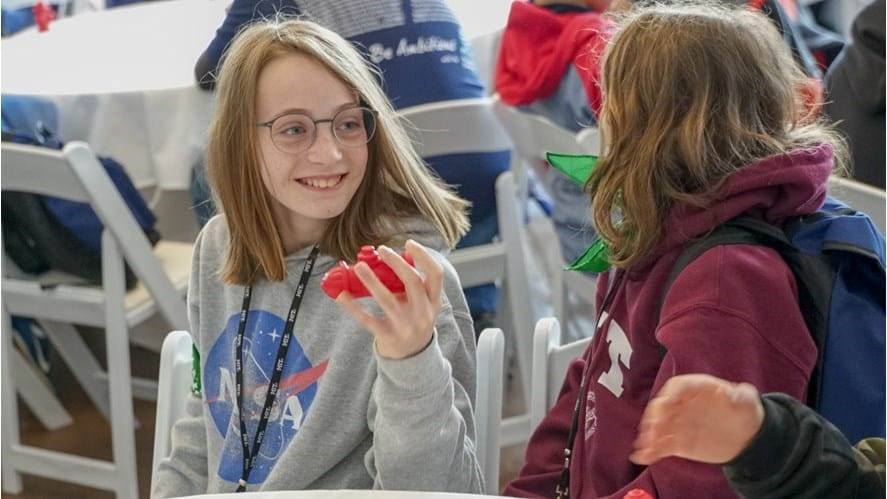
[468,28,504,93]
[530,317,592,430]
[492,97,600,341]
[150,329,194,492]
[475,327,505,494]
[399,98,534,446]
[829,176,887,234]
[1,141,192,498]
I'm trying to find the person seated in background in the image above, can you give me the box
[153,18,483,496]
[191,0,509,333]
[824,0,885,189]
[631,373,885,498]
[494,0,611,265]
[505,2,847,496]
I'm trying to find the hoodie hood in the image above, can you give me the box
[653,143,835,260]
[495,1,609,113]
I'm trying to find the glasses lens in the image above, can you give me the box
[270,113,315,154]
[333,107,376,148]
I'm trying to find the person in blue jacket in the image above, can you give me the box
[192,0,510,331]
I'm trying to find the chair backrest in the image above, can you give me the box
[1,141,188,330]
[475,327,505,494]
[400,97,512,157]
[150,330,194,491]
[492,95,600,159]
[829,176,887,234]
[491,97,601,331]
[401,97,527,199]
[468,28,503,93]
[530,317,592,429]
[576,126,602,155]
[399,99,536,412]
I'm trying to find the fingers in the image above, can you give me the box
[405,239,443,306]
[353,261,400,312]
[376,244,424,298]
[335,291,385,333]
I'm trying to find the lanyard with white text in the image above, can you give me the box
[556,269,624,499]
[234,245,318,492]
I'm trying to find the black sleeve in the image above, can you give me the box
[724,393,885,498]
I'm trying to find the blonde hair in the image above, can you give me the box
[589,1,847,268]
[206,18,469,285]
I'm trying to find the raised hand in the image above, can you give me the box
[334,239,442,360]
[630,373,765,465]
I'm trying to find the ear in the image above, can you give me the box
[796,77,823,124]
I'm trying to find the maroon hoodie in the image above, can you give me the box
[495,1,609,113]
[506,144,833,498]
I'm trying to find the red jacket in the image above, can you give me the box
[494,1,609,115]
[506,144,834,498]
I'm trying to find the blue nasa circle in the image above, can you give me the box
[204,310,321,484]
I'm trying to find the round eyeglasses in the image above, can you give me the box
[256,106,378,155]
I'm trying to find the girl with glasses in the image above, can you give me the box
[153,18,482,496]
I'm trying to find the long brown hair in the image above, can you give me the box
[206,18,469,285]
[588,1,847,268]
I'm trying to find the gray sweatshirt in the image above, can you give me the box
[152,215,483,497]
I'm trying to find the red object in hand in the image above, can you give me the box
[33,0,56,32]
[623,489,654,499]
[320,245,415,299]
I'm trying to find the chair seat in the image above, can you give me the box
[4,240,192,328]
[125,240,192,315]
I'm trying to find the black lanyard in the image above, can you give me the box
[234,245,318,492]
[556,269,624,499]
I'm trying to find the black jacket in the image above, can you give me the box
[725,393,885,498]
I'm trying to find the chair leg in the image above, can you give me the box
[103,235,139,499]
[38,320,112,421]
[12,348,73,430]
[2,307,24,494]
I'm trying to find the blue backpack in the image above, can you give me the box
[661,198,886,444]
[1,95,159,288]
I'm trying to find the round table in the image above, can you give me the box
[2,0,227,189]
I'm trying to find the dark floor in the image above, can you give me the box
[2,340,525,498]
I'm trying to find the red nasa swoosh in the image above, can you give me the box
[205,359,329,405]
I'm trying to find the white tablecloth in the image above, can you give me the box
[2,0,227,189]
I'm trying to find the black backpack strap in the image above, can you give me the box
[656,216,833,409]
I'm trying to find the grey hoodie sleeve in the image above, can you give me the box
[366,256,484,493]
[151,228,212,498]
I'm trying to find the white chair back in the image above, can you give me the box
[491,98,600,338]
[150,330,194,492]
[475,327,505,494]
[530,317,592,429]
[829,176,887,234]
[1,141,191,498]
[399,99,535,446]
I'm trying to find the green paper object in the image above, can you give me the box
[545,152,611,272]
[546,152,598,185]
[565,238,611,273]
